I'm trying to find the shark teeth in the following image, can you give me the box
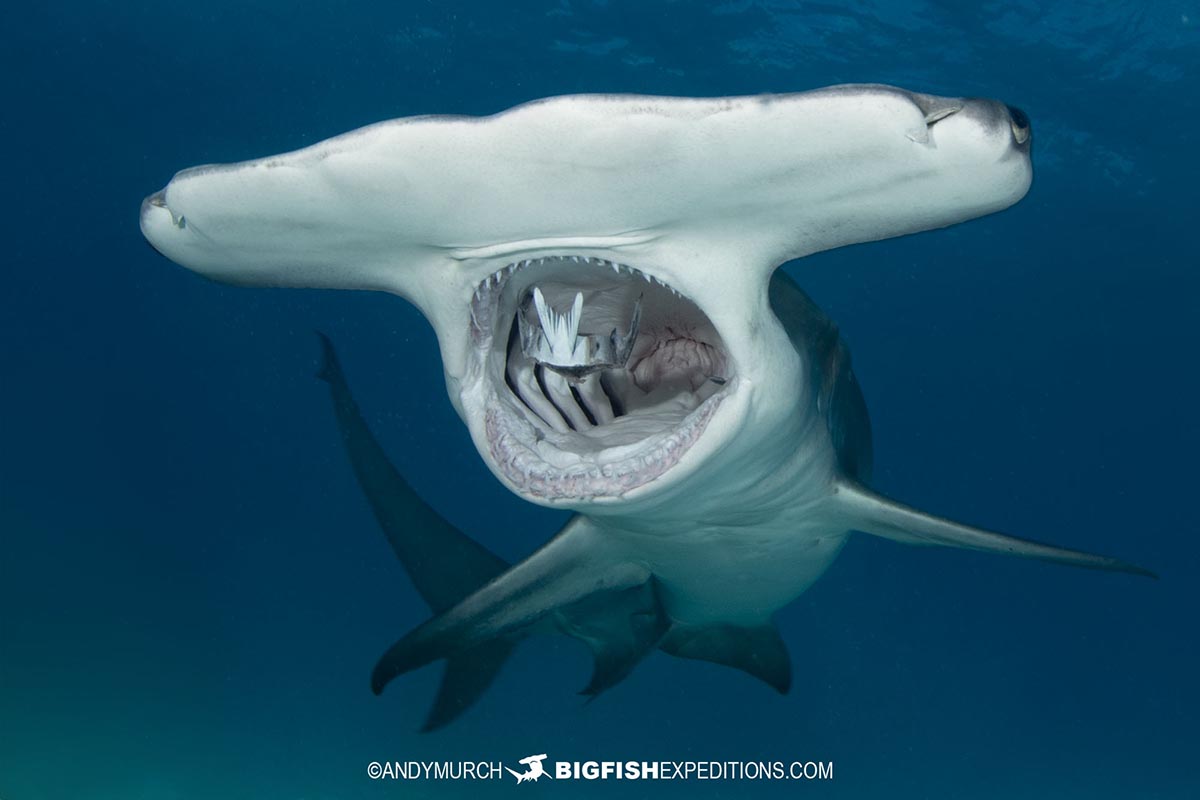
[472,253,732,499]
[469,255,681,344]
[485,391,722,499]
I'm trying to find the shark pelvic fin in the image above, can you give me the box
[321,333,800,724]
[557,580,670,698]
[660,622,792,694]
[372,517,652,695]
[833,480,1156,578]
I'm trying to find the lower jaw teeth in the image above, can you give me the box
[485,392,722,498]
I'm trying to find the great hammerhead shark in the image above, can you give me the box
[141,85,1153,730]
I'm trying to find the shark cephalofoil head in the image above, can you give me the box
[141,85,1032,512]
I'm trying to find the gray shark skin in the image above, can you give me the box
[142,86,1153,729]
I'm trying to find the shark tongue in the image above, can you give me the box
[518,286,641,379]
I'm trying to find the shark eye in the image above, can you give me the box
[1006,104,1031,145]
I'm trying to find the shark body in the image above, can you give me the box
[142,85,1152,729]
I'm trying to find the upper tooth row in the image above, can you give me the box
[474,257,680,298]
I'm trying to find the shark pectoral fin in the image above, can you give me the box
[372,517,652,695]
[660,622,792,694]
[834,481,1157,578]
[421,639,518,732]
[557,580,670,698]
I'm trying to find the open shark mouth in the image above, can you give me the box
[470,256,732,500]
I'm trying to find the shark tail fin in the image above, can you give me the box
[661,622,792,694]
[372,517,654,696]
[318,334,519,729]
[833,480,1157,578]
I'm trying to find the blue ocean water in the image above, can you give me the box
[1,1,1196,797]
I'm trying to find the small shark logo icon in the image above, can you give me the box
[506,753,552,783]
